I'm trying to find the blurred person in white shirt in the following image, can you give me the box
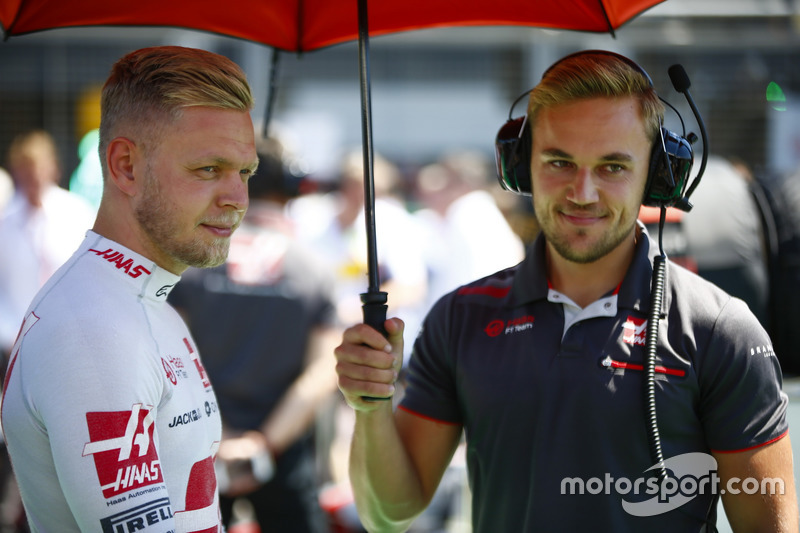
[0,130,96,359]
[413,150,525,310]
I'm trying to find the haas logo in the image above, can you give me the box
[622,316,647,346]
[484,315,535,337]
[184,338,212,389]
[89,248,152,279]
[83,404,163,498]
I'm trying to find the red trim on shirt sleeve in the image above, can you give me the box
[0,349,19,412]
[710,429,789,454]
[397,405,461,426]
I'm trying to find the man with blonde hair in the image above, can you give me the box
[334,51,797,532]
[2,46,258,532]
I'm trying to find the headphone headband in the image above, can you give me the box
[540,49,654,87]
[494,50,697,211]
[505,50,655,121]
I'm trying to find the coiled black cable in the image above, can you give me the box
[645,209,719,532]
[644,208,669,486]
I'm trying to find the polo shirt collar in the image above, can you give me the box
[509,233,550,307]
[617,221,662,314]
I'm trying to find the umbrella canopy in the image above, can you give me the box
[2,0,665,50]
[0,0,668,348]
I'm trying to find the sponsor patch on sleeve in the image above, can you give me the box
[100,498,173,533]
[83,404,164,498]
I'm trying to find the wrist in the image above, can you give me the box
[250,448,274,483]
[242,430,274,483]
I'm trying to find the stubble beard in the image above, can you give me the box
[545,224,631,264]
[134,167,232,270]
[536,203,634,265]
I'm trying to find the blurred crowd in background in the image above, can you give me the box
[4,4,800,529]
[2,118,800,531]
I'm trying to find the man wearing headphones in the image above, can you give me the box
[334,50,797,532]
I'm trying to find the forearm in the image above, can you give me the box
[260,352,338,454]
[350,404,427,532]
[717,436,799,533]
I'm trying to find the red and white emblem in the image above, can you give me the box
[83,404,163,498]
[184,338,211,389]
[622,316,647,346]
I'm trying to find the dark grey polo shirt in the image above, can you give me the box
[400,225,788,532]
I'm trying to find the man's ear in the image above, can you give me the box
[106,137,140,197]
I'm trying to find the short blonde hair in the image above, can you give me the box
[528,51,664,144]
[99,46,254,176]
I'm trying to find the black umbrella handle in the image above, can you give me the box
[360,290,391,402]
[361,290,388,334]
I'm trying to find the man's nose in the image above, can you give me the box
[567,168,599,205]
[221,171,249,212]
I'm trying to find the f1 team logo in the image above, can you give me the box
[83,404,163,498]
[622,316,647,346]
[184,337,211,389]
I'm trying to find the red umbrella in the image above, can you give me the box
[0,0,667,336]
[3,1,664,50]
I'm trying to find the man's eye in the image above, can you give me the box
[603,164,625,174]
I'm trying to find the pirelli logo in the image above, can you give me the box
[100,498,174,533]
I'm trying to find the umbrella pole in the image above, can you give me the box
[357,0,388,334]
[262,47,281,139]
[358,0,390,402]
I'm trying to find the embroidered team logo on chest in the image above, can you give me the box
[484,315,535,337]
[161,338,212,389]
[622,316,647,346]
[183,338,211,389]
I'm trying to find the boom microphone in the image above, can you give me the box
[668,64,692,93]
[667,64,708,201]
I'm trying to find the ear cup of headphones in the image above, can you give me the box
[494,116,532,195]
[643,127,694,208]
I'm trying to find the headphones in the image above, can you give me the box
[494,50,701,212]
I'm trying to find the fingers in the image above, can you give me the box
[335,319,405,409]
[384,317,405,351]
